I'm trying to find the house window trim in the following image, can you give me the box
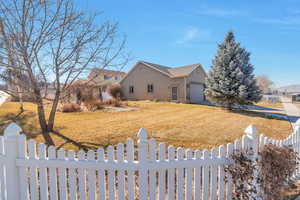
[129,86,134,94]
[147,84,154,93]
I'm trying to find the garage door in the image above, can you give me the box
[190,84,204,104]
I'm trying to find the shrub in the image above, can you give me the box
[107,84,123,99]
[258,144,298,200]
[225,145,298,200]
[224,149,256,200]
[84,100,104,111]
[103,99,121,107]
[61,103,81,113]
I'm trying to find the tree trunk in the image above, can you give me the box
[47,90,60,132]
[35,88,55,146]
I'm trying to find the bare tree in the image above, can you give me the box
[0,0,129,145]
[256,75,274,94]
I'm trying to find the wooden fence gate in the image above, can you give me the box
[0,122,299,200]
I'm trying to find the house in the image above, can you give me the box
[88,68,126,91]
[63,69,126,104]
[120,61,207,103]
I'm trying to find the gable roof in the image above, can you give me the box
[140,61,203,78]
[88,68,126,80]
[120,61,206,84]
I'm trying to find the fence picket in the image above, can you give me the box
[210,148,218,200]
[167,146,175,200]
[186,149,193,200]
[234,140,241,152]
[87,150,96,200]
[48,146,58,200]
[78,150,87,200]
[194,150,202,200]
[97,148,105,200]
[218,145,225,200]
[226,143,233,200]
[28,139,38,200]
[138,128,148,200]
[68,150,77,200]
[58,149,67,200]
[242,135,248,151]
[18,135,29,200]
[107,146,116,200]
[259,134,265,151]
[117,144,125,200]
[202,150,210,200]
[39,144,48,200]
[158,143,166,200]
[126,139,135,200]
[177,147,185,200]
[149,138,157,200]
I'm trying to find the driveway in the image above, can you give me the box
[0,91,9,106]
[281,96,300,130]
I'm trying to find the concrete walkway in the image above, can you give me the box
[281,96,300,130]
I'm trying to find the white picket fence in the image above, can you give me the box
[0,122,300,200]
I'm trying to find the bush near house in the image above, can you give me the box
[61,103,81,113]
[84,100,104,111]
[103,98,122,107]
[107,84,123,99]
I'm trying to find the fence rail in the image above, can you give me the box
[0,121,300,200]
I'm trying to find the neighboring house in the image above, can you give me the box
[63,69,126,103]
[120,61,207,104]
[88,68,126,91]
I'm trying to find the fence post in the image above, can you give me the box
[4,123,22,200]
[245,125,262,199]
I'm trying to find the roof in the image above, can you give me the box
[141,61,202,78]
[72,79,98,86]
[88,68,126,80]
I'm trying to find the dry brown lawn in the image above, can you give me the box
[0,101,292,150]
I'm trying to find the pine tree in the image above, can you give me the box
[205,31,262,110]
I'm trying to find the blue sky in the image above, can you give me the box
[76,0,300,87]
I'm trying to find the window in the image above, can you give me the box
[147,84,154,93]
[104,75,111,80]
[129,86,134,93]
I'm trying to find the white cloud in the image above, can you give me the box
[176,27,210,44]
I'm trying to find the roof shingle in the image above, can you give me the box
[141,61,201,78]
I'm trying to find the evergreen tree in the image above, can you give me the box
[205,31,262,110]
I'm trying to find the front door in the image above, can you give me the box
[172,87,178,101]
